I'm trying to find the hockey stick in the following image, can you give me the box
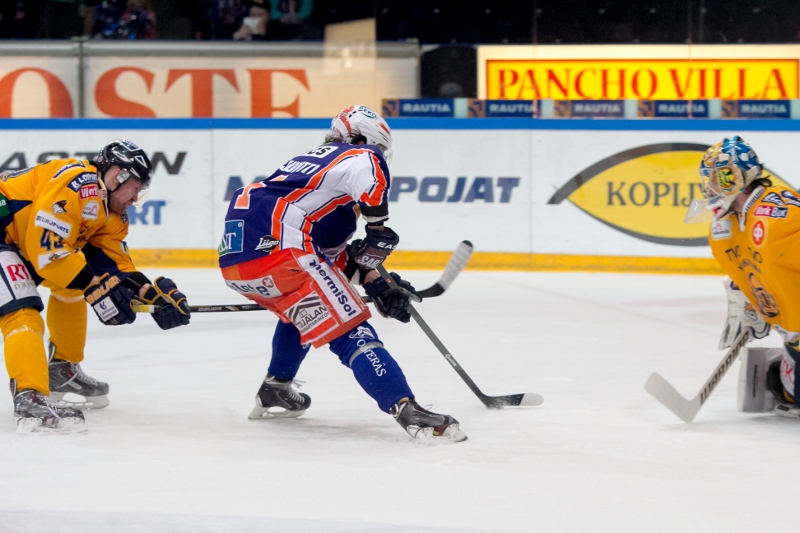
[416,240,472,298]
[644,329,750,422]
[376,264,543,409]
[133,241,474,314]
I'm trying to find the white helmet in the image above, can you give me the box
[327,105,393,165]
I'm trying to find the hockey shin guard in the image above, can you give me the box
[329,322,413,412]
[47,291,87,364]
[2,308,48,394]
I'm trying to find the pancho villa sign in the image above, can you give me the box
[547,143,792,246]
[487,59,799,100]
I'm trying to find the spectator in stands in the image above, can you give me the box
[201,0,249,40]
[233,0,269,41]
[83,0,124,38]
[118,0,157,39]
[269,0,311,40]
[85,0,156,40]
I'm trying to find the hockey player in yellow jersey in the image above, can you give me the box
[698,136,800,417]
[0,139,191,432]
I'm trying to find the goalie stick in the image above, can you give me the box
[133,241,473,314]
[644,329,750,423]
[376,264,543,409]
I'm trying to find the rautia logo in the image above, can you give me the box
[548,143,791,246]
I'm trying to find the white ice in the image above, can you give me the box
[0,268,796,533]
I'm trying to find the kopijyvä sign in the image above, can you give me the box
[547,143,791,246]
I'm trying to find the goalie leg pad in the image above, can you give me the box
[738,347,783,413]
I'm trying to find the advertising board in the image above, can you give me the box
[1,119,796,272]
[478,44,800,101]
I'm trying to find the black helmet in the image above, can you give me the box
[96,138,153,189]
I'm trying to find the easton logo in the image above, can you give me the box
[286,294,330,334]
[548,143,791,247]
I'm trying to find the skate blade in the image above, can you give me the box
[16,416,87,434]
[49,392,109,410]
[248,405,307,420]
[773,404,800,418]
[411,424,468,444]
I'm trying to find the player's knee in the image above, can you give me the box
[329,322,384,367]
[0,308,45,339]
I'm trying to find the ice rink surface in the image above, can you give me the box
[0,268,797,533]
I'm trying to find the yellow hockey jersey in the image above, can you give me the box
[0,158,136,289]
[708,185,800,334]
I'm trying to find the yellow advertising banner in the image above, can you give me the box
[487,59,799,100]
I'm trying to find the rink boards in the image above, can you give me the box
[0,118,797,272]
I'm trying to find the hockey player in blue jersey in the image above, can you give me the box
[219,105,466,443]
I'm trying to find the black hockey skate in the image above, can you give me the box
[48,358,110,410]
[248,375,311,420]
[389,398,467,443]
[11,381,85,434]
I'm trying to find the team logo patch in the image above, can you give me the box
[754,205,788,219]
[82,201,99,220]
[255,234,279,253]
[780,191,800,208]
[349,326,375,340]
[219,220,244,257]
[286,294,330,335]
[79,185,98,199]
[761,192,784,205]
[711,219,732,240]
[52,200,67,214]
[748,273,779,318]
[752,220,766,245]
[66,172,98,192]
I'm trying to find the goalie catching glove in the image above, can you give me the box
[363,272,421,323]
[135,277,191,330]
[84,273,137,326]
[719,278,770,349]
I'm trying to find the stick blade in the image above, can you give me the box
[644,372,700,423]
[437,240,473,290]
[482,392,543,409]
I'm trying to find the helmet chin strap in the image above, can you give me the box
[102,170,125,212]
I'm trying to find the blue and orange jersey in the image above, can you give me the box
[219,142,390,268]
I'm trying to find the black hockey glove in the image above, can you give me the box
[136,277,191,330]
[84,273,137,326]
[347,226,399,271]
[363,272,420,323]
